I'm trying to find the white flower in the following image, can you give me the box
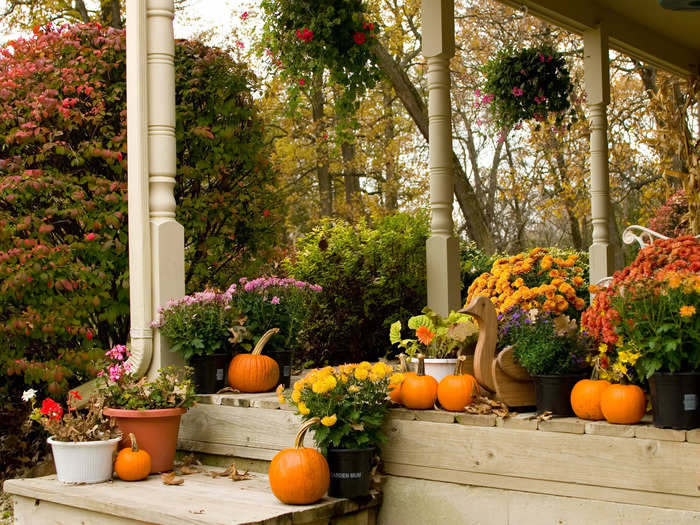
[21,389,37,402]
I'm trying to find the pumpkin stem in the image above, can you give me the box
[252,328,280,355]
[128,432,139,452]
[416,353,426,376]
[454,355,467,375]
[294,417,320,448]
[398,353,407,373]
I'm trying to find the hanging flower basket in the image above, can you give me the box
[481,46,575,130]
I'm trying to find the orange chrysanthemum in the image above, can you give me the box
[680,305,696,318]
[415,325,435,346]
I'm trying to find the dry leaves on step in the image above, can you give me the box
[464,396,511,418]
[216,387,241,394]
[527,411,552,421]
[173,455,204,476]
[161,472,184,486]
[208,462,253,482]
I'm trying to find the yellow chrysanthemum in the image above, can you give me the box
[348,385,360,393]
[298,402,310,415]
[291,390,301,403]
[680,305,696,318]
[359,361,372,370]
[668,274,682,289]
[371,362,387,380]
[389,372,405,385]
[321,414,337,427]
[354,367,369,380]
[312,379,331,394]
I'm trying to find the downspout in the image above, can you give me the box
[126,0,153,376]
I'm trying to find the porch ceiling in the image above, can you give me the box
[499,0,700,77]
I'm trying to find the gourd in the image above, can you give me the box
[114,433,151,481]
[389,353,412,404]
[600,383,646,424]
[228,328,280,393]
[269,417,330,504]
[437,355,477,411]
[400,354,438,410]
[570,378,611,421]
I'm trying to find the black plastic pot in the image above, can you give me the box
[189,353,230,394]
[326,447,375,499]
[649,372,700,430]
[264,349,293,389]
[533,374,584,416]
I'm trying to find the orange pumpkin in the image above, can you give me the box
[400,354,438,410]
[389,353,412,404]
[228,328,280,393]
[600,383,646,424]
[437,355,477,411]
[269,417,330,504]
[570,379,611,420]
[114,433,151,481]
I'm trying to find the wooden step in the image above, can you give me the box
[4,468,380,525]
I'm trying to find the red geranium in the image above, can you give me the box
[353,32,366,45]
[296,28,314,43]
[40,398,63,420]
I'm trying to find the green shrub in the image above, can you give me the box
[460,242,499,298]
[285,213,429,364]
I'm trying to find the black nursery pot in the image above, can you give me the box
[189,353,230,394]
[264,349,293,389]
[650,372,700,430]
[326,447,375,499]
[533,374,584,416]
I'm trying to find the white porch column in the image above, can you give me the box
[146,0,184,377]
[584,26,615,285]
[126,0,153,376]
[422,0,461,317]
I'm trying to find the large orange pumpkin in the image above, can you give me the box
[389,353,412,404]
[114,433,151,481]
[437,355,477,412]
[269,417,330,504]
[228,328,280,393]
[570,379,611,420]
[600,383,646,424]
[400,354,438,410]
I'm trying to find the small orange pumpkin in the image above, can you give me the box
[389,353,412,404]
[570,379,611,420]
[400,354,438,410]
[437,355,477,411]
[114,433,151,481]
[600,383,646,424]
[228,328,280,393]
[269,417,330,504]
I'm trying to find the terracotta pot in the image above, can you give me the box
[103,407,186,473]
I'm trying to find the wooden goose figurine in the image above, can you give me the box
[460,296,536,408]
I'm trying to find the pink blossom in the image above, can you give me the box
[271,296,280,305]
[236,40,245,49]
[241,11,249,20]
[108,364,123,382]
[85,232,96,241]
[512,87,523,97]
[298,78,305,86]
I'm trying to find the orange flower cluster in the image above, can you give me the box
[582,236,700,345]
[466,248,589,315]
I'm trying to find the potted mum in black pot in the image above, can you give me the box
[152,289,250,393]
[503,308,589,415]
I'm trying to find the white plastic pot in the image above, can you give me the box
[406,358,458,383]
[48,436,121,484]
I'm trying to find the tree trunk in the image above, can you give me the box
[342,141,359,205]
[74,0,90,23]
[370,38,495,253]
[311,73,332,217]
[383,87,399,210]
[99,0,122,28]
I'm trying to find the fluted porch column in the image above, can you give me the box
[423,0,461,316]
[584,26,615,285]
[126,0,153,376]
[146,0,184,377]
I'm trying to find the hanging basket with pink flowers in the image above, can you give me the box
[481,45,575,131]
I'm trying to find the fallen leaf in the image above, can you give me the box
[209,462,253,481]
[215,387,240,394]
[161,472,184,486]
[189,509,206,515]
[176,465,203,475]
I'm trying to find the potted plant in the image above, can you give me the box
[390,307,478,382]
[280,361,401,498]
[504,308,589,415]
[582,236,700,429]
[24,389,121,484]
[228,277,322,388]
[610,271,699,429]
[152,289,250,393]
[480,45,575,131]
[99,344,197,473]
